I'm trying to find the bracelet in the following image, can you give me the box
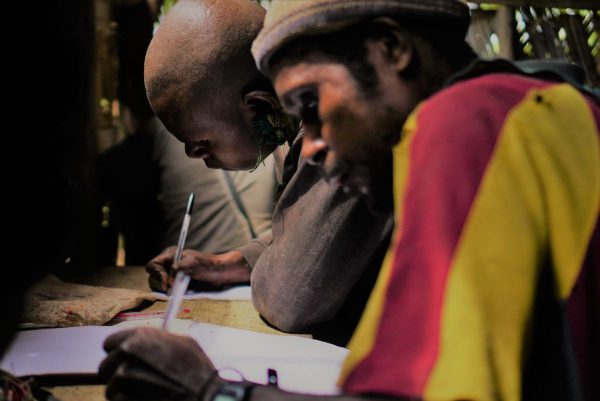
[211,381,254,401]
[198,368,253,401]
[199,367,277,401]
[197,370,221,401]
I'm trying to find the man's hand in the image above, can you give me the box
[146,248,251,292]
[146,246,176,292]
[99,328,222,401]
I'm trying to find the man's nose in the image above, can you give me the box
[185,141,210,159]
[301,138,329,166]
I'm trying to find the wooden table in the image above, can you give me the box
[45,265,291,401]
[59,265,284,334]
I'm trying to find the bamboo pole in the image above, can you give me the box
[469,1,599,9]
[496,6,515,59]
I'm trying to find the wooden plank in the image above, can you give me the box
[145,299,292,335]
[470,1,600,9]
[496,6,515,59]
[62,265,290,334]
[560,13,600,86]
[49,386,106,401]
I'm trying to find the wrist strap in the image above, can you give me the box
[198,370,255,401]
[209,380,254,401]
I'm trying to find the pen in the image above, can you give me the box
[162,192,195,331]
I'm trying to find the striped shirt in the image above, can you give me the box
[340,73,600,401]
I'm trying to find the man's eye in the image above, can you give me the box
[301,99,319,124]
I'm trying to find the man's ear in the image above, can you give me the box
[369,17,413,74]
[243,90,281,114]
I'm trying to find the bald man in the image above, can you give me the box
[143,0,393,345]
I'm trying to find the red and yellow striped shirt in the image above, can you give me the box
[341,73,599,401]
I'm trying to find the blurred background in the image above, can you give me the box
[59,0,599,271]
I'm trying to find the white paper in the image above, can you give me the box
[153,285,251,301]
[187,322,348,394]
[0,319,348,395]
[0,326,120,376]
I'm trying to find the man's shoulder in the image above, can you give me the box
[433,73,550,107]
[402,74,564,159]
[414,73,566,128]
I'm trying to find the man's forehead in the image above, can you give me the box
[271,39,363,87]
[274,57,354,97]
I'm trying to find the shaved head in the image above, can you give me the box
[143,0,286,171]
[145,0,266,120]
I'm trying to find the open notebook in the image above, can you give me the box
[0,318,348,395]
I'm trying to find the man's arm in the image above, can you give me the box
[234,229,273,269]
[250,161,393,338]
[99,328,401,401]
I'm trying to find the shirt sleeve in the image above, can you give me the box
[250,159,393,344]
[234,230,273,269]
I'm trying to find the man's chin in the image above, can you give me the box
[322,168,371,196]
[203,158,226,170]
[320,155,393,213]
[341,182,370,196]
[203,157,248,171]
[338,170,393,215]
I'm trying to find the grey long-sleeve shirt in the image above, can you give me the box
[237,132,394,346]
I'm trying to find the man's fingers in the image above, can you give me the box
[147,264,168,279]
[168,267,178,287]
[145,246,177,274]
[173,253,198,273]
[145,261,165,275]
[105,361,185,401]
[145,258,170,275]
[168,254,195,284]
[98,348,126,381]
[146,254,171,291]
[103,329,138,352]
[148,271,169,292]
[105,362,145,401]
[148,276,166,292]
